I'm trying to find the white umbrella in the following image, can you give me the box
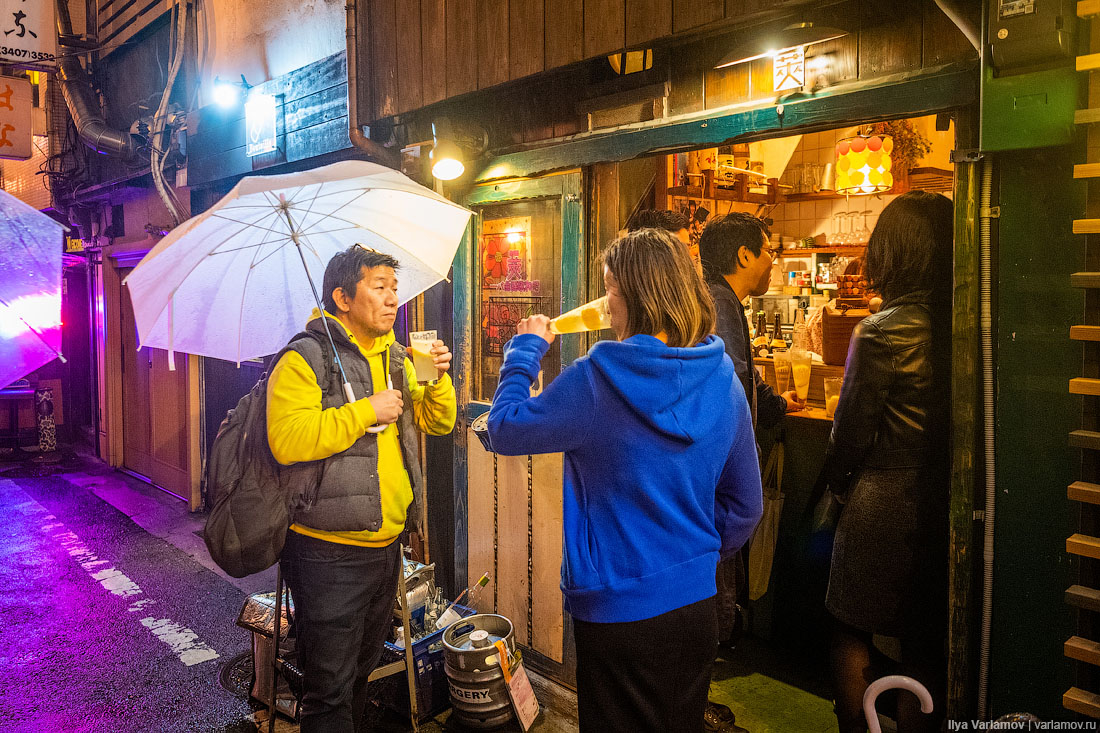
[123,160,473,373]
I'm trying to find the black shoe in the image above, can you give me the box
[704,701,749,733]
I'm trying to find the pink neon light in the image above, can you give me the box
[0,291,62,339]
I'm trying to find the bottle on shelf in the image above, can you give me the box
[792,306,809,351]
[753,312,770,358]
[770,312,787,354]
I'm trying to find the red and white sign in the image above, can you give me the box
[0,76,33,160]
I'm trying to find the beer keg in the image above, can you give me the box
[442,614,515,729]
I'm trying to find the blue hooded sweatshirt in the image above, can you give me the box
[487,333,763,624]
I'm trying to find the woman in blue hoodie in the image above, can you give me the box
[488,228,763,732]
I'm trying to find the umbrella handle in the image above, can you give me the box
[363,370,394,434]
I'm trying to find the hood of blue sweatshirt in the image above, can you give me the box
[585,334,731,444]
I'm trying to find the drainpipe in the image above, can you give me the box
[933,0,980,52]
[54,0,140,159]
[344,0,399,168]
[977,157,995,720]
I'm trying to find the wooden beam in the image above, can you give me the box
[1072,326,1100,341]
[1079,53,1100,72]
[1076,108,1100,124]
[1067,584,1100,613]
[1065,687,1100,718]
[1081,0,1100,18]
[1071,430,1100,450]
[1072,273,1100,288]
[475,63,978,182]
[1069,533,1100,560]
[1071,378,1100,396]
[1074,220,1100,234]
[1070,481,1100,504]
[1066,636,1100,666]
[1076,163,1100,178]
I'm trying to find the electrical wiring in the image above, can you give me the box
[149,0,190,225]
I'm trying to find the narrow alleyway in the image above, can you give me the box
[0,452,262,732]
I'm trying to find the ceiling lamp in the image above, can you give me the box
[835,135,893,195]
[715,22,848,70]
[430,117,465,181]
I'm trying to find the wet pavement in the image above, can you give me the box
[0,450,579,733]
[0,457,260,732]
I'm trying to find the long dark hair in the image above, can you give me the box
[865,191,953,304]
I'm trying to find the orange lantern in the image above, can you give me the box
[835,135,893,195]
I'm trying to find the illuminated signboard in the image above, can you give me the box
[773,46,806,92]
[245,93,277,157]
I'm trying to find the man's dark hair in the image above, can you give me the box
[322,245,400,313]
[865,190,953,304]
[698,212,771,279]
[626,209,690,234]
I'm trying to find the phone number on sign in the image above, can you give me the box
[0,47,55,61]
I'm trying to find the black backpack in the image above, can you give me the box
[203,331,329,578]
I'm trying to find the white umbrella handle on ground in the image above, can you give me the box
[863,675,933,733]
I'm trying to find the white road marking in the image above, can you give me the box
[8,489,221,667]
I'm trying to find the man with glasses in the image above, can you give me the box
[698,213,803,733]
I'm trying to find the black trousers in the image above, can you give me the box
[280,531,401,733]
[573,595,718,733]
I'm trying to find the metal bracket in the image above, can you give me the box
[950,148,983,163]
[979,206,1001,219]
[973,510,986,521]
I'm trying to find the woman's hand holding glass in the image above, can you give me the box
[517,314,556,346]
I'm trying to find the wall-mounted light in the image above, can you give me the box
[714,22,848,70]
[212,74,251,109]
[835,135,893,195]
[430,117,487,181]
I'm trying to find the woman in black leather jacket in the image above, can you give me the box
[822,191,953,733]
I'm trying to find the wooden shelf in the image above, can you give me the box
[1070,481,1100,504]
[776,246,865,257]
[1081,0,1100,19]
[1072,272,1100,287]
[1067,636,1100,666]
[1071,430,1100,450]
[1071,378,1100,396]
[1069,533,1100,559]
[1075,163,1100,179]
[1065,687,1100,718]
[1077,109,1100,125]
[1071,326,1100,342]
[666,168,780,205]
[1067,585,1100,612]
[782,191,849,202]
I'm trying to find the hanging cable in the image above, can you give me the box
[150,0,190,225]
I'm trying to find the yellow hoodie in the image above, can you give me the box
[266,311,456,546]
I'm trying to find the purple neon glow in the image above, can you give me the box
[0,188,68,388]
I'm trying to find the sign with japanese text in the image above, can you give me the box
[772,46,806,92]
[245,93,277,157]
[0,0,55,65]
[0,76,33,160]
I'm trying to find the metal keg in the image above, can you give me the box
[442,614,515,729]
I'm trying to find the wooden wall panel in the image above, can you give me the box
[447,0,479,97]
[421,0,448,105]
[496,454,531,646]
[510,0,546,79]
[705,59,751,108]
[804,0,859,84]
[626,0,672,47]
[546,0,585,68]
[370,0,399,120]
[479,0,511,89]
[466,427,497,610]
[531,452,565,663]
[859,0,923,78]
[922,0,977,67]
[673,0,723,33]
[396,0,424,113]
[584,0,626,58]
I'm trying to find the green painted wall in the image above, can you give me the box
[991,144,1082,718]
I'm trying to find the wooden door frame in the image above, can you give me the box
[102,246,203,509]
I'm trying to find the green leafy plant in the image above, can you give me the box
[869,120,932,172]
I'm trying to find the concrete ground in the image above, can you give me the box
[0,447,578,732]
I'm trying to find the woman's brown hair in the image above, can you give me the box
[601,228,715,348]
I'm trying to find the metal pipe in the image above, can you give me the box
[344,0,399,167]
[933,0,980,52]
[55,0,140,159]
[977,156,995,720]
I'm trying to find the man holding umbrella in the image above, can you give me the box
[266,245,456,731]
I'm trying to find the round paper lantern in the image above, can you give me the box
[835,134,893,195]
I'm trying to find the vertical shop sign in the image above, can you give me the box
[0,76,33,160]
[0,0,55,64]
[245,93,277,157]
[773,46,805,92]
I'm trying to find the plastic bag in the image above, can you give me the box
[747,443,784,601]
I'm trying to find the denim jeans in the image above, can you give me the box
[280,531,401,732]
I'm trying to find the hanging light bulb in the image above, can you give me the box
[834,134,893,196]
